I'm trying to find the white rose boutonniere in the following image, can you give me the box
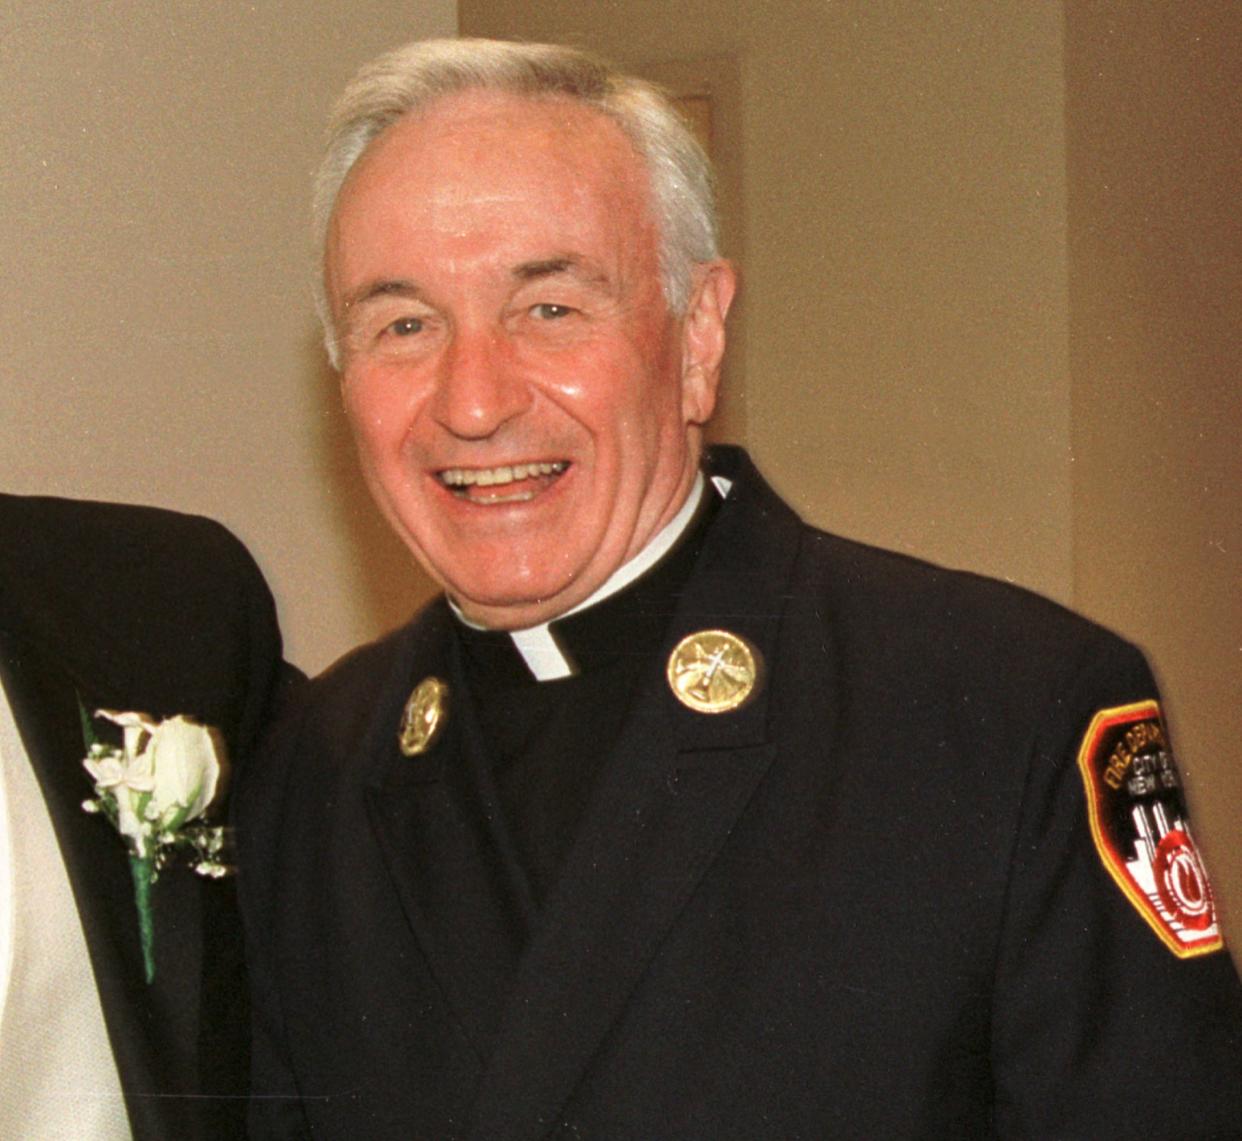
[80,705,232,983]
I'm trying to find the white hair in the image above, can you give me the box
[314,38,720,364]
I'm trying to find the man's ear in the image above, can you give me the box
[680,260,738,426]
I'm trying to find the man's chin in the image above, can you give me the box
[447,577,590,632]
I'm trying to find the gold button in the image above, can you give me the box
[398,677,449,756]
[666,630,759,714]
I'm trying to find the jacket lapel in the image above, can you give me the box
[469,453,807,1139]
[0,630,209,1139]
[363,606,529,1061]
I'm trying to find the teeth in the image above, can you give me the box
[440,461,567,488]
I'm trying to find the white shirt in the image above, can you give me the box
[0,678,131,1138]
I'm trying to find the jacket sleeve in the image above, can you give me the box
[234,698,315,1140]
[990,632,1242,1137]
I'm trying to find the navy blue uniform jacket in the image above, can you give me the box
[239,448,1242,1139]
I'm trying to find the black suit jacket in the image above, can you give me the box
[0,494,290,1140]
[240,448,1242,1139]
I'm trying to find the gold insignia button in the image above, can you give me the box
[666,630,759,714]
[398,677,449,756]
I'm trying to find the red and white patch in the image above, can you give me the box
[1076,700,1222,959]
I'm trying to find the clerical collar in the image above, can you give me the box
[454,472,728,683]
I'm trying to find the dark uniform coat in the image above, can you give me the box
[240,448,1242,1139]
[0,494,290,1140]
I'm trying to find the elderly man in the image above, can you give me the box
[239,38,1242,1139]
[0,494,290,1139]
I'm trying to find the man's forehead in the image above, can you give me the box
[326,88,661,298]
[335,92,647,226]
[358,87,638,181]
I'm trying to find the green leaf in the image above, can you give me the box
[77,695,98,750]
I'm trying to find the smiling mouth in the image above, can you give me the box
[437,460,569,504]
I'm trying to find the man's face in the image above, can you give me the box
[326,90,732,629]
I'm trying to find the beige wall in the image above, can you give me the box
[0,0,452,672]
[460,3,1241,939]
[1065,5,1242,938]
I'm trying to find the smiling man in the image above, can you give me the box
[325,84,727,631]
[239,38,1242,1140]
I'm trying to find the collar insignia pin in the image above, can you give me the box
[666,629,759,714]
[398,677,449,756]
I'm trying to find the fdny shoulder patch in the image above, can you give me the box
[1076,700,1222,958]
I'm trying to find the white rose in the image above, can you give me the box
[143,716,221,829]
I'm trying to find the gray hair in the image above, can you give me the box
[314,37,719,364]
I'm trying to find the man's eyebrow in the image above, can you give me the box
[512,256,609,288]
[342,279,424,310]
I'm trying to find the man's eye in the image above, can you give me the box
[531,303,574,320]
[387,316,424,336]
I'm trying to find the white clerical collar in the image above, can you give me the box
[453,471,731,681]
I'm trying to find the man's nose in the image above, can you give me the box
[430,325,532,439]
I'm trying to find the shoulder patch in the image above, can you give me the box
[1076,700,1222,958]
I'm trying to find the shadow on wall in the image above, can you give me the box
[307,329,439,641]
